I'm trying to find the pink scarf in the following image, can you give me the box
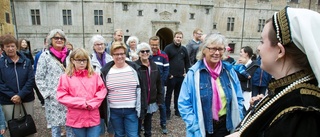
[203,59,222,121]
[49,46,68,63]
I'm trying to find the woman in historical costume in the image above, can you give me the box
[229,7,320,137]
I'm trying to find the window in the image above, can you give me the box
[227,17,235,31]
[138,10,143,16]
[94,10,103,25]
[190,13,195,19]
[258,19,265,32]
[228,43,235,53]
[62,10,72,25]
[123,4,128,11]
[31,9,41,25]
[213,23,217,29]
[205,8,210,14]
[107,18,112,23]
[5,12,10,24]
[318,0,320,5]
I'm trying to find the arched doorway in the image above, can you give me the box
[156,28,173,50]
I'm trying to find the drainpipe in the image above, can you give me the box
[240,0,246,49]
[11,0,18,38]
[82,0,85,48]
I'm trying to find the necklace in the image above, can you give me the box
[238,75,312,135]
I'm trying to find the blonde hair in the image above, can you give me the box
[110,41,127,56]
[65,48,95,77]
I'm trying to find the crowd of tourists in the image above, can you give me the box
[0,6,319,137]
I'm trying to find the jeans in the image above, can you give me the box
[159,85,166,125]
[72,125,101,137]
[138,113,153,137]
[51,126,75,137]
[252,85,268,97]
[165,77,184,116]
[99,119,105,136]
[206,120,229,137]
[110,108,138,137]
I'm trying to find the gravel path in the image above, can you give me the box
[30,99,186,137]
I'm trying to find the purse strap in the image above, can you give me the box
[12,103,28,119]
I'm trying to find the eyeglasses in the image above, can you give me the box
[94,43,104,46]
[113,53,126,56]
[140,50,150,54]
[74,59,88,63]
[52,37,65,41]
[196,33,203,36]
[206,46,224,52]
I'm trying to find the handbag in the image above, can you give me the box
[7,103,37,137]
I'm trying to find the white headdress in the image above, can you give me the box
[273,7,320,87]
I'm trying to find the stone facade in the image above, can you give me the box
[0,0,15,35]
[10,0,320,54]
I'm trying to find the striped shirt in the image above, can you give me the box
[106,65,138,108]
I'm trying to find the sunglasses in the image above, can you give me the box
[140,50,150,54]
[52,37,66,41]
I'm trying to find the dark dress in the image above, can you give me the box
[237,71,320,137]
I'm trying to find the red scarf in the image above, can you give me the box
[74,69,88,77]
[203,59,222,121]
[49,46,68,63]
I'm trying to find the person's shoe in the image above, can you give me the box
[166,114,171,120]
[161,124,168,134]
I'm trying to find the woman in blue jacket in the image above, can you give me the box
[178,33,244,137]
[0,34,35,136]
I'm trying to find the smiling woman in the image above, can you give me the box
[99,41,147,137]
[35,29,75,137]
[178,33,244,137]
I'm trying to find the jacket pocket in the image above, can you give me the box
[199,83,209,98]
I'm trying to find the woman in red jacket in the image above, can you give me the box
[57,48,107,137]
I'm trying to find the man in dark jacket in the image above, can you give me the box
[164,31,190,119]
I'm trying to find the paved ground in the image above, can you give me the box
[24,98,186,137]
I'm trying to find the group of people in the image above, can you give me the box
[0,6,320,137]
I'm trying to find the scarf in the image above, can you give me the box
[74,69,88,77]
[49,46,68,63]
[96,51,106,67]
[203,59,222,121]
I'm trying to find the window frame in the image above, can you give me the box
[227,17,235,31]
[62,9,72,25]
[31,9,41,25]
[94,10,103,25]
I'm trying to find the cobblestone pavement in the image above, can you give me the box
[29,99,186,137]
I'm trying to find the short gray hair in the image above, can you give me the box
[196,33,228,60]
[126,36,139,46]
[46,29,67,46]
[89,35,106,51]
[136,42,153,55]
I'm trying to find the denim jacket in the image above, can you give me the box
[178,60,244,136]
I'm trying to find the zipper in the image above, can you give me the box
[14,63,21,92]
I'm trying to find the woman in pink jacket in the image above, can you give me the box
[57,48,107,137]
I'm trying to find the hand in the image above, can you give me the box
[11,95,21,104]
[250,94,264,106]
[183,73,186,77]
[0,129,5,135]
